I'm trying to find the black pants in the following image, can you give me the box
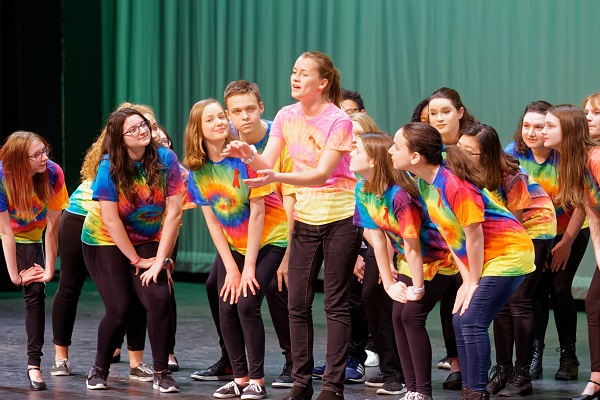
[15,243,46,367]
[440,274,462,359]
[218,245,285,379]
[361,244,404,383]
[587,267,600,371]
[394,273,455,396]
[533,228,589,345]
[348,265,368,364]
[53,211,146,351]
[493,238,553,368]
[287,217,361,393]
[83,242,172,372]
[207,251,292,362]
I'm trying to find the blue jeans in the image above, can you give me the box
[453,275,526,391]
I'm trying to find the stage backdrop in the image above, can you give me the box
[64,0,600,295]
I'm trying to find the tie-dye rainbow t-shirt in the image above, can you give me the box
[418,165,535,277]
[66,180,94,216]
[505,142,580,234]
[270,102,356,225]
[490,167,556,240]
[353,181,456,280]
[585,147,600,210]
[0,160,69,243]
[81,147,186,246]
[187,156,288,255]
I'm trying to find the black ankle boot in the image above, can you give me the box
[462,388,490,400]
[497,366,533,397]
[530,339,544,380]
[555,343,579,381]
[487,365,511,394]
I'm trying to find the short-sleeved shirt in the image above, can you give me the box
[418,164,535,277]
[271,102,356,225]
[82,147,186,246]
[505,142,583,234]
[353,181,456,280]
[585,147,600,210]
[187,156,288,255]
[490,167,557,240]
[0,160,69,243]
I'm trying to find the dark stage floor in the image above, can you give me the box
[0,279,591,399]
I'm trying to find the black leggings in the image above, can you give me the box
[217,245,285,379]
[394,273,455,396]
[440,274,462,359]
[16,243,46,367]
[493,238,553,368]
[533,228,589,345]
[83,242,173,372]
[587,268,600,371]
[361,244,404,383]
[52,211,146,351]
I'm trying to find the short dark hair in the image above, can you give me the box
[224,80,261,107]
[341,88,365,111]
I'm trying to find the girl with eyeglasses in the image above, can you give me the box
[505,101,589,383]
[351,132,457,400]
[0,131,69,390]
[81,107,184,393]
[392,122,535,400]
[222,51,361,400]
[539,104,600,400]
[457,124,556,397]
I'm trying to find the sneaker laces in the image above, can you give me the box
[55,358,69,367]
[220,380,242,395]
[136,363,154,374]
[89,366,107,379]
[245,382,263,393]
[505,368,517,384]
[282,361,293,376]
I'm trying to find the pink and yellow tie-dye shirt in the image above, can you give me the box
[353,180,457,280]
[270,102,356,225]
[418,165,535,277]
[0,160,69,243]
[81,147,186,246]
[187,156,288,255]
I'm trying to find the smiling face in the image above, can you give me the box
[27,139,49,175]
[428,98,464,145]
[201,102,229,143]
[521,112,547,152]
[226,93,264,136]
[122,114,151,152]
[542,113,563,151]
[457,134,481,164]
[584,100,600,139]
[290,56,328,101]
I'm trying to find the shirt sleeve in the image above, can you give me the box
[394,197,422,239]
[187,170,208,206]
[162,148,186,197]
[503,171,532,211]
[353,184,378,229]
[448,184,485,227]
[91,159,118,202]
[247,164,274,199]
[47,162,70,211]
[323,118,353,153]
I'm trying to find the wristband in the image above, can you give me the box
[412,286,425,294]
[130,255,141,265]
[242,145,257,164]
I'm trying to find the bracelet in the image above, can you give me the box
[412,286,425,294]
[130,254,141,265]
[241,145,257,164]
[164,258,171,268]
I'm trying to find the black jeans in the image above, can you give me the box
[16,243,46,367]
[394,273,455,396]
[533,228,589,345]
[218,245,285,379]
[493,238,553,368]
[83,242,172,372]
[53,211,147,351]
[348,272,368,364]
[586,267,600,371]
[207,252,292,363]
[288,217,361,393]
[440,274,462,359]
[361,244,404,383]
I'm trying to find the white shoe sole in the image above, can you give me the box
[153,383,180,393]
[130,374,154,382]
[86,382,108,390]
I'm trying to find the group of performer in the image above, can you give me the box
[2,50,600,400]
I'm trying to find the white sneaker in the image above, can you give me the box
[365,350,379,367]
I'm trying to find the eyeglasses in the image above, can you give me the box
[123,121,149,138]
[158,139,171,148]
[28,146,50,161]
[343,108,361,115]
[464,151,481,156]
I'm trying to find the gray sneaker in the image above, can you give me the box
[51,358,72,376]
[153,370,180,393]
[241,382,267,400]
[214,381,246,398]
[129,363,154,382]
[86,366,109,390]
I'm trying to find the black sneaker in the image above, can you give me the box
[241,382,267,400]
[153,370,180,393]
[86,366,109,390]
[272,361,294,388]
[365,373,385,388]
[192,357,234,381]
[376,381,406,395]
[214,381,245,398]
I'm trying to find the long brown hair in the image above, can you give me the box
[512,101,552,155]
[359,132,419,198]
[103,108,165,205]
[0,131,52,220]
[550,104,594,210]
[402,122,487,189]
[461,124,520,191]
[428,87,477,131]
[301,52,342,107]
[183,99,236,171]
